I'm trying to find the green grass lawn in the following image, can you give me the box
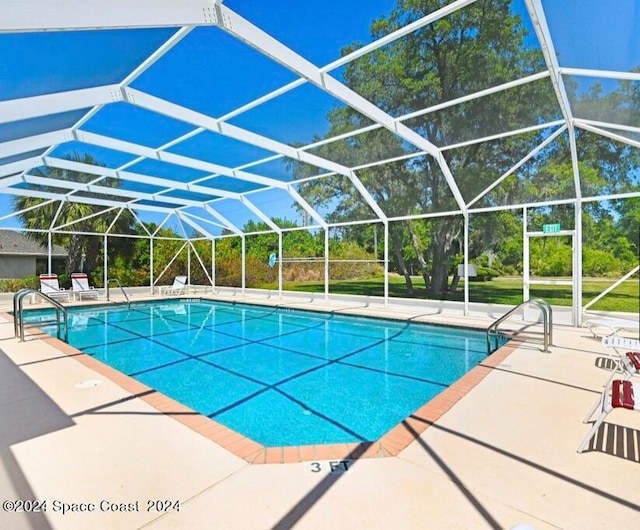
[260,276,639,313]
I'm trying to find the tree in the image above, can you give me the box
[293,0,557,295]
[12,152,136,274]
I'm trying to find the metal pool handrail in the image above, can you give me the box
[106,278,130,307]
[487,298,552,353]
[13,288,69,343]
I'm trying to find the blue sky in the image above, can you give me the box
[0,0,638,233]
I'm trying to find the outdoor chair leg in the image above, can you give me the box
[578,379,637,453]
[601,357,624,388]
[577,405,610,453]
[583,393,604,424]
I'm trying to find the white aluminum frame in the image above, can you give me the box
[0,0,639,318]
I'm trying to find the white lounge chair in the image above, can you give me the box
[71,272,100,301]
[159,275,188,296]
[578,379,639,453]
[601,336,640,361]
[39,273,71,303]
[582,336,640,422]
[584,317,640,338]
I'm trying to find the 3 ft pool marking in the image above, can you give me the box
[307,460,353,474]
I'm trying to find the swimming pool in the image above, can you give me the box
[29,300,494,447]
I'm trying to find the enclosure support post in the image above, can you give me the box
[523,207,529,302]
[574,201,583,326]
[324,229,329,301]
[278,232,283,300]
[241,235,246,294]
[463,213,470,316]
[384,222,389,309]
[374,225,378,257]
[187,245,191,290]
[103,234,108,298]
[211,238,215,292]
[47,232,52,274]
[150,237,154,295]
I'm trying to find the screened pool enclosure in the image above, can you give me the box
[1,0,639,325]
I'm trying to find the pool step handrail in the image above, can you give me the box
[13,288,69,343]
[106,278,130,307]
[487,298,552,354]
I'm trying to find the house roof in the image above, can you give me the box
[0,231,67,257]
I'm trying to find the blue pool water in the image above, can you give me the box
[29,300,494,446]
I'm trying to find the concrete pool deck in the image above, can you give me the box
[1,293,639,529]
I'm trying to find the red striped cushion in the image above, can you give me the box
[625,352,640,371]
[612,380,635,410]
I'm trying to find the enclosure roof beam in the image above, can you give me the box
[466,125,568,208]
[0,198,56,223]
[176,211,218,240]
[214,72,553,184]
[76,128,287,190]
[440,120,565,152]
[0,85,121,125]
[9,147,292,234]
[575,122,640,150]
[202,204,242,235]
[0,129,319,226]
[0,130,71,160]
[22,174,216,211]
[525,0,581,201]
[53,205,120,231]
[178,211,228,232]
[121,26,195,86]
[285,186,327,229]
[122,88,347,184]
[0,157,46,180]
[41,156,243,200]
[215,3,466,213]
[123,88,384,224]
[574,119,640,137]
[6,161,240,232]
[238,197,281,233]
[559,67,640,82]
[0,0,221,33]
[217,0,479,124]
[0,187,180,214]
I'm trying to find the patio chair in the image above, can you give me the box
[598,337,640,381]
[71,272,100,301]
[577,379,639,453]
[583,336,640,422]
[39,274,71,303]
[159,275,188,296]
[584,317,640,338]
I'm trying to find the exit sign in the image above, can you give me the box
[543,223,561,233]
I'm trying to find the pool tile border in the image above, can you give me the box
[5,311,520,465]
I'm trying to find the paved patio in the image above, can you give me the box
[1,294,638,529]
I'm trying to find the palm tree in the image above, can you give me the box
[13,152,136,273]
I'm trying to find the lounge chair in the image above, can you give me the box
[39,273,71,303]
[601,336,640,381]
[159,275,188,296]
[578,379,639,453]
[582,336,640,422]
[71,272,100,301]
[584,317,640,338]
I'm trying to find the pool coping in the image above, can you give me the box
[3,307,519,465]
